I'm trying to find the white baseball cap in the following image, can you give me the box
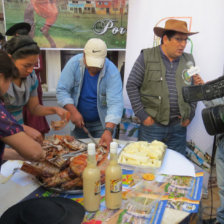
[84,38,107,68]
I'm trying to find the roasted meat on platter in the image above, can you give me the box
[42,135,87,161]
[20,135,109,191]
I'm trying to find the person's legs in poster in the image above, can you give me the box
[24,2,35,38]
[27,0,58,48]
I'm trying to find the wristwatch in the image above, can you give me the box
[104,127,114,135]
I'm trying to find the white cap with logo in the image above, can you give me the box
[84,38,107,68]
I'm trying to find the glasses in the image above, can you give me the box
[173,37,189,44]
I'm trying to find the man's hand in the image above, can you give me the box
[64,104,84,128]
[193,74,204,85]
[22,125,43,144]
[99,130,112,150]
[143,116,155,126]
[181,119,190,127]
[70,110,84,128]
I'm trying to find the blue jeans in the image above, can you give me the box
[216,135,224,224]
[71,120,104,139]
[138,122,187,155]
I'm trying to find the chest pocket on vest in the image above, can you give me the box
[144,62,162,94]
[140,62,162,116]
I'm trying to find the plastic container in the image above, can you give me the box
[118,141,167,173]
[125,179,165,215]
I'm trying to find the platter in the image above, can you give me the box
[20,135,108,195]
[38,179,84,194]
[38,180,105,195]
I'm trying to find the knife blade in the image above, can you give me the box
[82,126,98,146]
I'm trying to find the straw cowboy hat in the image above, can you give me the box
[153,19,198,38]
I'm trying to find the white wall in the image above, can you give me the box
[46,50,61,93]
[123,0,224,155]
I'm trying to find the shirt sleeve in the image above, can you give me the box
[126,51,149,122]
[29,71,38,98]
[56,56,79,107]
[0,102,24,138]
[104,61,124,125]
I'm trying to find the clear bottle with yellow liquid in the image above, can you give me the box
[83,143,101,212]
[105,142,122,209]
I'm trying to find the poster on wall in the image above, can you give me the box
[3,0,128,50]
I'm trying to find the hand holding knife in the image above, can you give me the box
[82,126,99,146]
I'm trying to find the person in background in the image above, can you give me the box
[5,22,50,137]
[194,75,222,224]
[0,50,45,166]
[126,19,199,155]
[3,35,68,144]
[56,38,123,149]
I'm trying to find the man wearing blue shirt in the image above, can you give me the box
[56,38,123,149]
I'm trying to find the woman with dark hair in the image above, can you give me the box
[3,35,68,143]
[0,50,45,165]
[5,22,50,137]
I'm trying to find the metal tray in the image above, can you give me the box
[39,183,83,194]
[118,142,166,172]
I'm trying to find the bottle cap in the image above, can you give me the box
[87,143,96,155]
[110,142,118,154]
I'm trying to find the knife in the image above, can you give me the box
[82,126,98,146]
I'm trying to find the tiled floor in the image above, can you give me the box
[199,165,220,223]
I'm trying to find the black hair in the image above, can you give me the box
[4,35,40,60]
[161,30,176,44]
[0,50,19,79]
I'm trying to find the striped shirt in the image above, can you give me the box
[126,47,196,123]
[160,48,181,121]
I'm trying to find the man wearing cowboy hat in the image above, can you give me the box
[126,19,198,155]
